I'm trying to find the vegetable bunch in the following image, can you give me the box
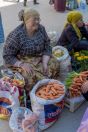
[65,71,88,98]
[65,71,79,88]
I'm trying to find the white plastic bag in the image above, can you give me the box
[22,113,38,132]
[30,79,65,130]
[52,46,69,62]
[0,91,18,120]
[59,55,72,82]
[9,107,38,132]
[0,78,19,106]
[0,78,20,120]
[0,91,17,109]
[52,46,72,82]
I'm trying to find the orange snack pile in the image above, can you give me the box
[36,82,65,100]
[0,97,11,105]
[0,107,10,116]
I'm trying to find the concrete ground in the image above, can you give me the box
[0,0,88,132]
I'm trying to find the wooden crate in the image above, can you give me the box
[65,96,85,112]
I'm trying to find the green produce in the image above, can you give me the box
[65,71,79,88]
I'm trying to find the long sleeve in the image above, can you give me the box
[79,26,88,40]
[3,32,21,65]
[65,26,80,49]
[41,26,52,56]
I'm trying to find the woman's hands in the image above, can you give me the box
[42,55,50,76]
[20,62,34,75]
[81,81,88,93]
[14,55,51,76]
[14,61,34,75]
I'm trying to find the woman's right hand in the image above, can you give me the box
[81,81,88,93]
[20,62,34,75]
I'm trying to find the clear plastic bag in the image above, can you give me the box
[22,113,38,132]
[52,46,72,82]
[1,69,25,88]
[0,78,19,106]
[0,91,18,120]
[9,107,38,132]
[47,31,58,47]
[59,55,72,82]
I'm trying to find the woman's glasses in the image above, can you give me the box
[33,17,41,22]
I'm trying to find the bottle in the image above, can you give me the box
[79,0,87,12]
[69,0,75,10]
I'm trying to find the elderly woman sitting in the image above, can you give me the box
[57,11,88,52]
[3,9,59,95]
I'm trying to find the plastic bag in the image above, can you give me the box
[77,108,88,132]
[0,77,20,120]
[47,31,58,47]
[1,69,25,88]
[9,107,38,132]
[78,0,87,12]
[0,78,19,106]
[52,46,72,82]
[59,55,72,82]
[1,71,25,106]
[79,0,87,8]
[22,113,38,132]
[52,46,69,62]
[0,91,18,120]
[30,79,65,130]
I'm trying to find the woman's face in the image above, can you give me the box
[76,19,84,27]
[25,16,40,31]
